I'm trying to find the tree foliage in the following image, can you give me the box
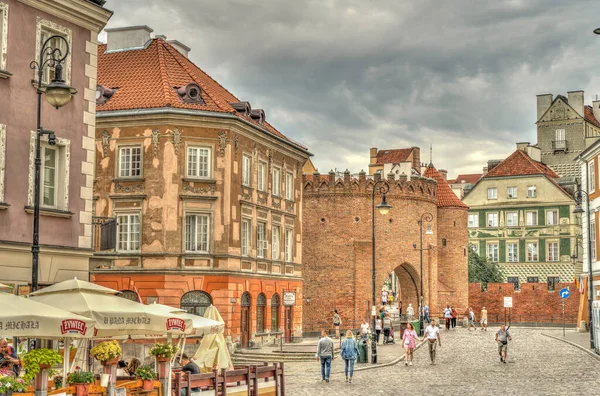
[468,249,504,286]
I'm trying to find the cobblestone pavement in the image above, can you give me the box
[284,327,600,395]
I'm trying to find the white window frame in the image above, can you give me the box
[527,185,537,198]
[555,129,566,148]
[284,228,294,263]
[506,211,518,227]
[507,242,519,263]
[526,242,539,262]
[591,221,596,261]
[242,154,251,187]
[41,145,58,208]
[487,212,498,227]
[507,186,517,199]
[546,209,559,226]
[487,187,497,200]
[186,146,211,179]
[547,241,559,262]
[272,166,281,196]
[285,172,294,201]
[36,18,72,85]
[272,224,281,261]
[526,210,537,226]
[0,2,8,73]
[117,213,141,252]
[241,218,251,256]
[185,213,210,253]
[487,243,498,263]
[258,161,267,192]
[0,124,6,203]
[27,132,70,211]
[118,146,142,178]
[590,162,596,193]
[257,222,267,259]
[468,213,479,228]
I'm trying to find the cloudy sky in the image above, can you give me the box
[100,0,600,177]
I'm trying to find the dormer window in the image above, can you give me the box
[175,83,204,104]
[96,84,116,105]
[230,101,251,116]
[250,109,265,124]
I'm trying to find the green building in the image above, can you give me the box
[463,143,578,288]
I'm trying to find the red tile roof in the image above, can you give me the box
[375,148,414,165]
[423,165,468,208]
[453,174,482,185]
[485,150,558,178]
[97,39,305,149]
[585,106,600,128]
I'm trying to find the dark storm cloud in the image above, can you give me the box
[102,0,600,176]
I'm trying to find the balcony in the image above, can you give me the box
[92,216,117,252]
[552,140,568,152]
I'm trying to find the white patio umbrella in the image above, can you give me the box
[0,283,11,289]
[0,292,96,338]
[144,303,225,336]
[193,305,233,370]
[29,279,193,337]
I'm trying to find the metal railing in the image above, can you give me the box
[552,139,568,151]
[92,216,117,252]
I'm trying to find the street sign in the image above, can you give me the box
[503,297,513,308]
[282,291,296,306]
[559,288,570,299]
[371,306,376,316]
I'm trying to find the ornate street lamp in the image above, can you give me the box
[371,179,391,363]
[417,212,433,336]
[29,35,77,291]
[573,184,594,350]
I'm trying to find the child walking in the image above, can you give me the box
[403,322,418,366]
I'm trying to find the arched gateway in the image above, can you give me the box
[302,165,469,331]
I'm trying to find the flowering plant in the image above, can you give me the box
[135,365,156,381]
[53,375,63,389]
[67,367,94,384]
[90,341,121,362]
[22,348,62,383]
[148,343,179,358]
[0,375,28,393]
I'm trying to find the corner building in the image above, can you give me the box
[302,164,469,331]
[90,27,310,347]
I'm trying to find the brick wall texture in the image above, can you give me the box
[468,282,580,324]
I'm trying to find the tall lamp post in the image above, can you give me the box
[371,180,391,363]
[29,36,77,291]
[573,184,594,350]
[416,212,433,336]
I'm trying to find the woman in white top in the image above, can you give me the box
[375,317,382,344]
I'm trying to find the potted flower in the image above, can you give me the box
[0,375,28,396]
[135,365,156,391]
[21,349,63,383]
[67,367,94,396]
[53,375,63,390]
[90,341,121,366]
[148,343,179,362]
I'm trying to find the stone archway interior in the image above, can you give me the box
[393,263,421,315]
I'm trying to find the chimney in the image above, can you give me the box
[105,25,153,52]
[526,146,541,162]
[487,160,501,172]
[567,90,584,117]
[370,148,378,165]
[516,142,530,152]
[483,166,488,176]
[593,99,600,124]
[167,40,191,58]
[438,169,448,180]
[536,94,553,120]
[411,146,421,171]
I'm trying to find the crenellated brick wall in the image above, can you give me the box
[467,282,580,324]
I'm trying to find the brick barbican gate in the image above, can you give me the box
[302,166,469,331]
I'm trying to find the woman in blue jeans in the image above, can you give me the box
[341,330,359,383]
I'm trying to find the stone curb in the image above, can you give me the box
[329,340,427,374]
[541,333,600,361]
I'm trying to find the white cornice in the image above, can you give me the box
[18,0,112,32]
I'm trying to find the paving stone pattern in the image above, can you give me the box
[284,328,600,395]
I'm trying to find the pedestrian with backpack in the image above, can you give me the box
[341,330,359,383]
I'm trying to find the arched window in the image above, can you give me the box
[180,290,212,316]
[241,292,251,307]
[119,290,139,302]
[271,293,280,331]
[256,293,266,333]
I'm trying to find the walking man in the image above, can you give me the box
[422,318,441,365]
[443,304,452,330]
[333,309,342,339]
[480,307,488,331]
[423,304,430,324]
[495,325,512,363]
[381,289,389,306]
[316,330,334,382]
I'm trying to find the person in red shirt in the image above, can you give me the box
[451,306,458,329]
